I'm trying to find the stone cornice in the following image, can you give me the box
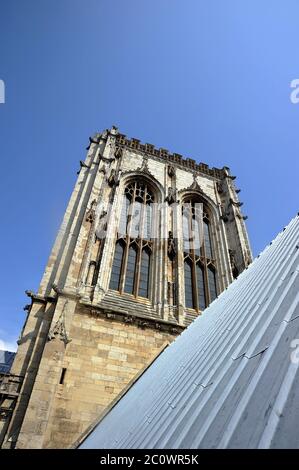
[25,288,185,335]
[80,300,185,335]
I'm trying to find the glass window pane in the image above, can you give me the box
[208,267,217,302]
[119,195,130,237]
[204,220,212,259]
[124,246,137,294]
[196,263,206,310]
[182,207,190,252]
[109,242,124,291]
[184,260,194,308]
[144,203,152,240]
[131,201,142,238]
[138,250,150,298]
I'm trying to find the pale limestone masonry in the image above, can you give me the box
[0,127,252,449]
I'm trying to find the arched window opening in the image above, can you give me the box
[183,198,217,311]
[110,180,154,299]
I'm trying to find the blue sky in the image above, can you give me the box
[0,0,299,351]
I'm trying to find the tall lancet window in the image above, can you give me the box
[182,199,217,311]
[109,181,154,298]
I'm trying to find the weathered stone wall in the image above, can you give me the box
[15,303,175,449]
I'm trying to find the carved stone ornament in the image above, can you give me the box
[168,165,175,178]
[230,198,243,207]
[95,210,108,241]
[168,231,177,260]
[106,313,116,319]
[99,162,110,175]
[77,160,90,175]
[244,250,251,267]
[189,179,202,192]
[182,173,203,193]
[136,155,152,176]
[48,301,71,345]
[101,129,108,139]
[124,316,134,324]
[107,169,119,187]
[137,320,149,329]
[165,187,177,205]
[236,213,248,221]
[216,181,224,194]
[220,208,230,222]
[86,199,97,223]
[114,146,123,159]
[229,249,239,279]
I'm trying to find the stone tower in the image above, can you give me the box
[0,126,252,449]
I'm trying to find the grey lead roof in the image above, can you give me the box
[79,215,299,449]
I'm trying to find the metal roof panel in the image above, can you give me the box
[78,215,299,449]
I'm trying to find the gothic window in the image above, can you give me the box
[109,181,154,298]
[183,198,217,311]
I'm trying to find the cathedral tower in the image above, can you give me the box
[0,127,252,448]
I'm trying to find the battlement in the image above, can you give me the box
[115,132,226,179]
[91,128,230,180]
